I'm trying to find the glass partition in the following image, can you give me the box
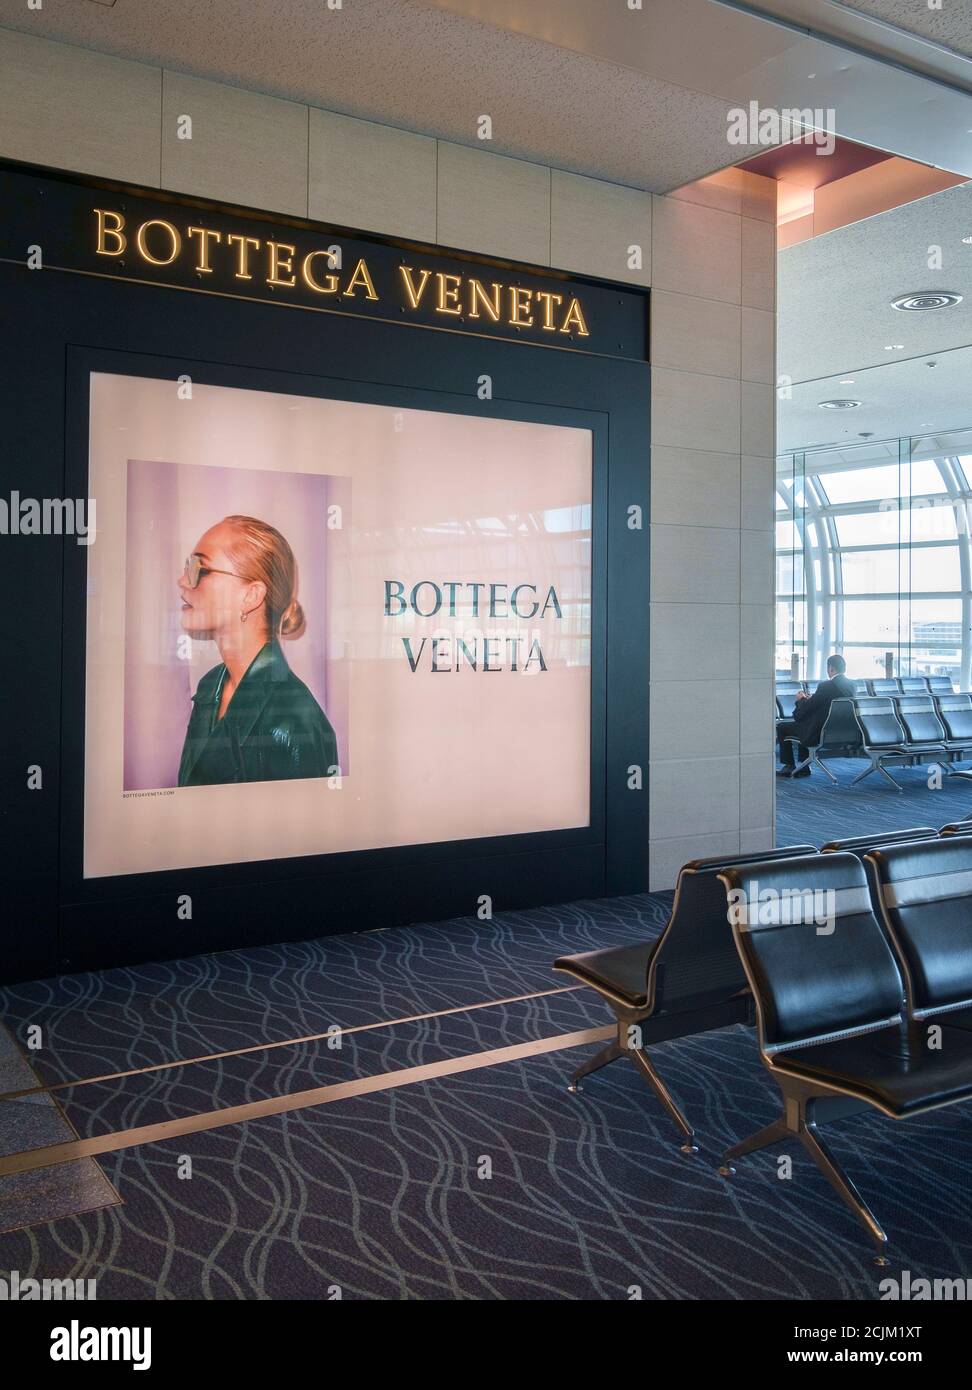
[775,428,972,688]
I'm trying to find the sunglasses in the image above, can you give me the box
[183,555,241,589]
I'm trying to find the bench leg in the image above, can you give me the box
[721,1094,889,1264]
[628,1047,698,1154]
[791,750,838,784]
[567,1040,623,1092]
[567,1031,698,1154]
[801,1116,889,1264]
[718,1117,789,1171]
[813,754,839,785]
[876,762,904,791]
[853,758,902,791]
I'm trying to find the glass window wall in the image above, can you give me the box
[775,429,972,687]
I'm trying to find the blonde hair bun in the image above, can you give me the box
[279,599,306,639]
[222,514,306,640]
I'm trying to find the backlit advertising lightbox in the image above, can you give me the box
[83,372,592,877]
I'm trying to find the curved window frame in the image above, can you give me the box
[775,433,972,688]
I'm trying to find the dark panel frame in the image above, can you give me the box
[0,162,648,362]
[60,346,609,894]
[0,184,649,984]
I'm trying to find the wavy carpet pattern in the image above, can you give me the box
[2,889,972,1298]
[0,894,669,1086]
[776,756,972,847]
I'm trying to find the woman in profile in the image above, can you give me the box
[176,514,338,787]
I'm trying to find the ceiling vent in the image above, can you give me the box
[818,399,862,410]
[891,291,963,311]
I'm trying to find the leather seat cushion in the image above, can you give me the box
[927,1005,972,1033]
[773,1023,972,1117]
[554,943,654,1007]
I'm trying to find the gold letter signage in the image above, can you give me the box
[92,207,592,341]
[4,172,646,359]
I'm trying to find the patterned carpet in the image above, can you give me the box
[776,756,972,848]
[2,888,972,1299]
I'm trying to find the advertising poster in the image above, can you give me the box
[84,372,592,877]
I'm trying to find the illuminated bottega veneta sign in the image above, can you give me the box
[0,168,648,357]
[93,208,591,337]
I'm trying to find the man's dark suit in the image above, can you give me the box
[777,672,856,768]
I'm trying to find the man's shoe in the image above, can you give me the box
[776,768,792,778]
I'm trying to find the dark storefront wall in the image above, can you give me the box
[0,169,650,983]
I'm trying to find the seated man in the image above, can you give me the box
[776,654,855,778]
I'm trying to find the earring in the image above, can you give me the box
[240,610,248,624]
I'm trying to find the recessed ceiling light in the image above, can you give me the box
[884,344,905,350]
[839,378,855,385]
[963,236,972,245]
[892,291,963,311]
[818,399,862,410]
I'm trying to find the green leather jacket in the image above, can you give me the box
[178,641,339,787]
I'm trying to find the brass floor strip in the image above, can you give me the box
[0,985,581,1102]
[0,1025,614,1179]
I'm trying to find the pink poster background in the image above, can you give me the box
[123,458,350,790]
[84,372,591,878]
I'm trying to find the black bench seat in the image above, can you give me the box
[717,850,972,1262]
[866,836,972,1037]
[559,942,653,1009]
[553,843,816,1153]
[821,827,937,855]
[771,1025,972,1118]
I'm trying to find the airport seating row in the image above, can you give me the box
[776,675,954,719]
[787,693,972,788]
[554,823,972,1261]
